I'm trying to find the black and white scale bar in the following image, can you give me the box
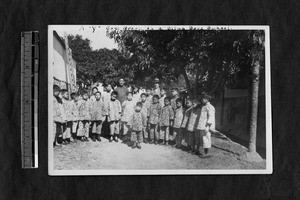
[21,31,39,168]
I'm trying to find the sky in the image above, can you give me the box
[55,25,118,50]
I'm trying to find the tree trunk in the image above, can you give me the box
[181,67,191,92]
[194,62,201,98]
[249,60,260,153]
[220,87,225,126]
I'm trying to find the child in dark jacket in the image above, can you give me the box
[90,91,106,142]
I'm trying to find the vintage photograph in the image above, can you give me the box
[48,25,272,175]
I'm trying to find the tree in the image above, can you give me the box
[248,30,265,153]
[67,34,134,88]
[107,28,249,97]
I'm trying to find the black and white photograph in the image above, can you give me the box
[48,25,272,175]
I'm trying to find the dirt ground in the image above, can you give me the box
[54,133,266,170]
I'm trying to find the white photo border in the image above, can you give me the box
[48,25,272,175]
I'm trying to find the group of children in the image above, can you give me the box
[53,82,215,158]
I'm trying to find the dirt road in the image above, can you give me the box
[54,133,266,170]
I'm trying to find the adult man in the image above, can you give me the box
[114,78,129,105]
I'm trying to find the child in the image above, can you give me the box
[128,102,147,149]
[90,91,106,142]
[180,98,193,145]
[171,88,180,111]
[102,83,113,137]
[148,95,162,144]
[77,90,91,142]
[186,99,201,154]
[159,88,167,108]
[102,83,113,108]
[140,93,150,143]
[196,94,215,158]
[107,91,122,142]
[121,92,136,142]
[53,85,67,147]
[173,98,184,148]
[132,86,140,104]
[153,78,161,97]
[145,88,153,105]
[90,87,98,102]
[60,89,74,144]
[159,97,174,145]
[70,92,79,141]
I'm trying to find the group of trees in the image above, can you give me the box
[67,35,135,88]
[107,28,265,99]
[68,28,265,157]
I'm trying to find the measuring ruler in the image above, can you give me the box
[21,31,39,168]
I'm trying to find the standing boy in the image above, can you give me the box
[159,88,167,108]
[140,93,150,143]
[70,92,79,141]
[159,97,174,145]
[107,91,122,142]
[53,85,67,147]
[128,102,147,149]
[153,78,161,98]
[61,89,74,144]
[173,98,184,148]
[186,99,201,154]
[77,90,91,142]
[121,92,136,142]
[170,88,180,111]
[90,87,98,102]
[196,94,215,158]
[180,98,193,145]
[90,91,106,142]
[145,88,153,106]
[148,95,162,144]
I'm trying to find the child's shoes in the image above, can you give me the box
[131,142,137,149]
[92,134,96,142]
[114,137,118,142]
[96,135,101,142]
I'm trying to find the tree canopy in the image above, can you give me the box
[67,29,265,98]
[67,34,134,88]
[107,28,265,97]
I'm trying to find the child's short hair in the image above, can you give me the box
[92,87,98,91]
[164,96,171,102]
[192,98,200,104]
[186,97,193,103]
[81,89,88,96]
[172,88,179,93]
[95,91,101,96]
[201,93,212,101]
[70,92,78,100]
[176,98,183,104]
[53,85,60,92]
[140,93,146,97]
[127,92,133,96]
[103,82,112,87]
[153,94,159,100]
[60,89,68,95]
[136,102,143,107]
[111,91,118,96]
